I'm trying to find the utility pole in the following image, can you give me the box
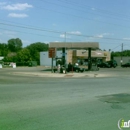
[121,43,123,66]
[64,32,66,73]
[61,32,67,73]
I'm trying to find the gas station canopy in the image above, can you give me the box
[49,42,99,71]
[49,42,99,49]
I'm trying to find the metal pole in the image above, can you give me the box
[62,48,66,72]
[64,32,67,73]
[88,48,92,71]
[51,58,53,73]
[121,43,123,66]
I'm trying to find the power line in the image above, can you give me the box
[0,22,63,34]
[67,32,130,41]
[1,22,130,42]
[34,5,130,29]
[39,0,130,22]
[111,44,122,51]
[1,18,130,42]
[56,0,130,19]
[0,27,81,41]
[123,44,130,49]
[1,27,130,51]
[2,0,130,23]
[1,0,130,31]
[0,0,130,32]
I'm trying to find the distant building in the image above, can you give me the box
[40,51,63,66]
[114,56,130,65]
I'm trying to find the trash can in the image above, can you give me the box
[28,62,32,67]
[28,61,37,67]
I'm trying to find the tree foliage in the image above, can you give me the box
[8,38,22,52]
[17,48,31,62]
[27,42,48,52]
[0,43,8,56]
[26,42,48,63]
[0,39,49,65]
[112,50,130,57]
[3,38,130,66]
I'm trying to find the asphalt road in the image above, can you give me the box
[0,67,130,130]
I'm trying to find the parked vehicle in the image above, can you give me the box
[73,65,85,72]
[67,63,85,72]
[107,60,117,68]
[97,62,111,68]
[121,63,130,67]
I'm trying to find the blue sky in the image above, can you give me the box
[0,0,130,51]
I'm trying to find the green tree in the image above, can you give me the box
[0,43,8,56]
[3,53,17,62]
[17,48,31,62]
[27,42,48,52]
[8,38,22,52]
[112,50,130,57]
[122,50,130,56]
[27,42,48,64]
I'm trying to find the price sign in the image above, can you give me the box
[48,48,56,58]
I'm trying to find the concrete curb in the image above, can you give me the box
[11,72,116,78]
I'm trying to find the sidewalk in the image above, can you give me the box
[2,66,122,78]
[12,71,113,78]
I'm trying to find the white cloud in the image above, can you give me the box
[60,31,81,39]
[95,33,113,39]
[0,31,17,38]
[8,13,28,18]
[123,38,130,40]
[95,34,103,38]
[0,2,6,6]
[91,8,95,10]
[54,41,60,42]
[60,34,65,38]
[84,33,113,41]
[60,34,71,39]
[2,3,33,10]
[68,31,81,35]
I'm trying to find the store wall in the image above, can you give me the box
[40,50,66,66]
